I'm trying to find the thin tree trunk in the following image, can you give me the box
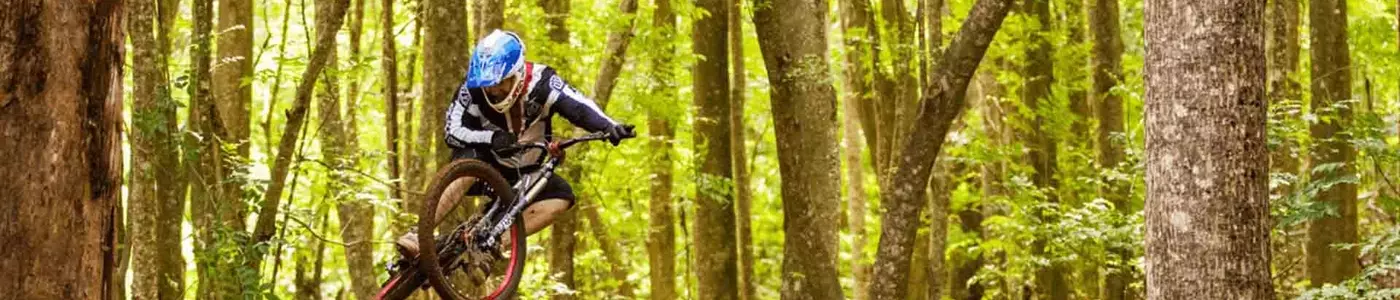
[843,89,871,300]
[153,0,187,295]
[129,0,183,296]
[1019,0,1066,298]
[694,0,738,296]
[1090,0,1130,295]
[1065,0,1090,139]
[383,0,404,202]
[580,204,636,297]
[473,0,503,39]
[250,0,353,266]
[927,162,953,300]
[752,0,845,298]
[1305,0,1360,286]
[648,0,679,297]
[214,0,254,226]
[728,0,755,298]
[592,0,639,111]
[187,0,226,294]
[0,1,124,299]
[1143,0,1274,296]
[952,72,999,300]
[868,0,1014,298]
[839,0,881,184]
[537,0,576,296]
[1265,0,1300,190]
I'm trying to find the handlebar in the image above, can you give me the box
[493,130,636,158]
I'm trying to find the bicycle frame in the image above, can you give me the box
[466,132,612,251]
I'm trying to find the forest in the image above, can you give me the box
[1,0,1399,297]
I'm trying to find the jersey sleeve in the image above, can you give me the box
[544,71,618,133]
[443,83,495,148]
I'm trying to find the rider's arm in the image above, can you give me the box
[543,70,619,133]
[443,84,495,148]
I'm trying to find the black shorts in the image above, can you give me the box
[452,147,577,208]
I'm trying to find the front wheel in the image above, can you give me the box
[418,159,527,300]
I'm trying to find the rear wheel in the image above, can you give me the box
[418,159,526,300]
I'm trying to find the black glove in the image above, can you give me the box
[491,130,518,151]
[604,124,635,146]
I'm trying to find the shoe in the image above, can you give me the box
[396,232,420,258]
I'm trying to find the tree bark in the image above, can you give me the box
[752,0,845,298]
[0,0,124,298]
[1090,0,1130,295]
[187,0,230,294]
[592,0,640,107]
[473,0,503,39]
[153,0,186,295]
[1305,0,1359,286]
[843,86,871,300]
[647,0,679,298]
[538,0,576,296]
[1265,0,1299,189]
[383,0,405,203]
[322,0,378,297]
[214,0,253,223]
[868,0,1013,298]
[694,0,738,296]
[415,0,468,192]
[250,0,352,267]
[129,0,184,296]
[838,0,881,185]
[728,0,756,298]
[1143,0,1274,297]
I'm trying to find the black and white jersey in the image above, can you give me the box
[444,62,618,149]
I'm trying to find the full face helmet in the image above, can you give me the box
[465,30,527,113]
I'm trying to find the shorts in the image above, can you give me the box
[452,147,577,208]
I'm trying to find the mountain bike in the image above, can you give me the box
[374,130,634,300]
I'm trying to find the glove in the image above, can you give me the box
[604,124,635,146]
[491,130,518,151]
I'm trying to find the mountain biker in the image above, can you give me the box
[396,29,633,256]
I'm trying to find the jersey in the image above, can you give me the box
[443,62,618,150]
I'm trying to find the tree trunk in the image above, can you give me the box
[843,86,871,300]
[537,0,576,296]
[415,0,468,191]
[473,0,503,39]
[322,0,378,297]
[838,0,881,185]
[953,72,1000,300]
[694,0,738,296]
[752,0,845,298]
[1017,0,1067,298]
[581,204,637,297]
[729,0,756,298]
[1142,0,1274,297]
[927,161,954,300]
[1265,0,1299,187]
[1090,0,1130,295]
[383,0,404,203]
[868,0,1013,298]
[129,0,184,296]
[214,0,253,224]
[1064,0,1090,139]
[648,0,679,298]
[592,0,640,106]
[647,118,678,300]
[187,0,228,294]
[250,0,352,268]
[153,0,186,295]
[0,1,124,298]
[1305,0,1359,286]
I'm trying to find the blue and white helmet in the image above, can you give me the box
[467,30,528,112]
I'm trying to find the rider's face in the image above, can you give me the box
[485,76,518,100]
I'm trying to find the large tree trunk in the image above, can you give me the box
[473,0,503,39]
[752,0,845,298]
[1142,0,1274,297]
[693,0,739,296]
[250,0,352,270]
[647,0,679,298]
[1305,0,1359,286]
[0,0,124,298]
[1090,0,1130,295]
[728,0,755,298]
[326,0,378,297]
[868,0,1013,298]
[129,0,184,296]
[153,0,186,295]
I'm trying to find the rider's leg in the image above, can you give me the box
[520,199,571,236]
[434,177,478,223]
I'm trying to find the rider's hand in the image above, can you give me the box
[491,130,518,151]
[605,124,635,146]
